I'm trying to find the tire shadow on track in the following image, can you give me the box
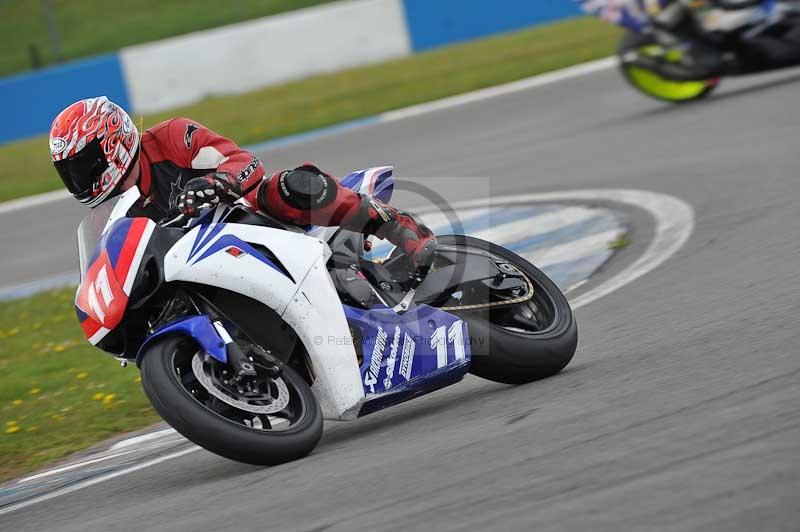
[609,70,800,124]
[318,364,589,449]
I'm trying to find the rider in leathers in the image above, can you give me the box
[49,97,436,273]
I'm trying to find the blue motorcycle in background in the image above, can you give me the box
[581,0,800,102]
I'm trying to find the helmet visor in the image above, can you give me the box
[53,138,108,203]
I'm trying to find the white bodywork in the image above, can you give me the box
[164,221,366,420]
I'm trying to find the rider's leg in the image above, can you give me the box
[257,165,436,270]
[648,0,729,76]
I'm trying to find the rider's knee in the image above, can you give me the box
[278,167,338,211]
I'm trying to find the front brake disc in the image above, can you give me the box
[191,353,290,414]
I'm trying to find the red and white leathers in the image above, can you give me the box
[134,117,436,269]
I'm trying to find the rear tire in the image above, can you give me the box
[619,31,719,103]
[436,235,578,385]
[140,336,322,465]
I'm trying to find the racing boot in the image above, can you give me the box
[359,197,437,275]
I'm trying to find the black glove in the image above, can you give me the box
[177,173,241,216]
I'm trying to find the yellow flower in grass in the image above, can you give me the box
[134,376,142,384]
[11,399,23,406]
[92,392,105,401]
[53,344,66,353]
[103,394,116,406]
[76,372,89,380]
[5,425,20,434]
[29,387,41,395]
[6,420,18,427]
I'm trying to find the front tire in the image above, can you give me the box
[436,235,578,385]
[140,336,322,465]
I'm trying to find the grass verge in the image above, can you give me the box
[0,17,620,203]
[0,0,337,77]
[0,287,160,482]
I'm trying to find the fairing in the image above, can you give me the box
[75,169,475,421]
[75,215,156,345]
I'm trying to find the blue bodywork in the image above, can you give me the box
[136,305,472,418]
[344,304,471,416]
[339,168,394,203]
[136,315,226,367]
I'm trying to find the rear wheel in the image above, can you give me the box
[619,31,719,103]
[140,336,322,465]
[435,235,578,385]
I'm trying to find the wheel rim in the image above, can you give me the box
[170,347,307,432]
[441,246,560,335]
[480,275,559,335]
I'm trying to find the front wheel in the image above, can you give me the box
[435,235,578,385]
[619,31,720,103]
[140,336,322,465]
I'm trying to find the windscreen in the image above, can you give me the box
[76,187,142,276]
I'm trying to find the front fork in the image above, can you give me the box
[210,320,257,377]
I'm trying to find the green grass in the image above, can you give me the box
[0,0,338,77]
[0,287,160,482]
[0,17,621,203]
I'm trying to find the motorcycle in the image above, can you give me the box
[73,167,577,465]
[581,0,800,102]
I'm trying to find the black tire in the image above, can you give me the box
[618,31,719,103]
[437,235,577,385]
[140,336,322,465]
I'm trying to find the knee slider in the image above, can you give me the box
[278,167,337,210]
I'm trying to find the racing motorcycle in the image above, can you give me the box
[74,167,577,465]
[581,0,800,102]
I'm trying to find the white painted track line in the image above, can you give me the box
[0,189,70,215]
[0,447,200,516]
[381,57,617,122]
[444,189,695,310]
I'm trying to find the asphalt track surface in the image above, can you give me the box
[3,65,800,530]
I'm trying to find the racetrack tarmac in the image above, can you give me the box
[2,65,800,531]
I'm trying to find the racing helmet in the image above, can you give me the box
[50,96,139,208]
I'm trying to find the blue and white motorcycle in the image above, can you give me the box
[74,167,577,465]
